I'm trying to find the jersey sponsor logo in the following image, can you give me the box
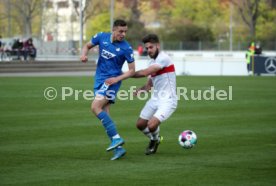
[101,49,116,59]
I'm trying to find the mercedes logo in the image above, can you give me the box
[264,57,276,74]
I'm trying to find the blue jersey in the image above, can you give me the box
[91,32,135,83]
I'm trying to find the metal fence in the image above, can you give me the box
[2,38,275,58]
[37,40,275,60]
[161,41,276,51]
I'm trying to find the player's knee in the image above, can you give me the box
[136,123,144,130]
[91,104,100,115]
[136,119,147,130]
[148,119,160,132]
[148,124,157,132]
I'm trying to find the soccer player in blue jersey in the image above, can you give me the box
[80,19,135,160]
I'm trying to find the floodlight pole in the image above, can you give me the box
[79,0,83,54]
[55,2,59,54]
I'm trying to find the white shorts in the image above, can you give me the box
[140,98,177,122]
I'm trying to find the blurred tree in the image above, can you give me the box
[160,22,214,42]
[0,0,21,37]
[255,0,276,48]
[72,0,110,43]
[157,0,220,42]
[0,0,42,38]
[71,0,108,29]
[121,0,140,22]
[86,12,110,40]
[117,0,148,45]
[1,0,274,50]
[231,0,261,40]
[0,2,4,34]
[228,0,276,45]
[256,1,276,38]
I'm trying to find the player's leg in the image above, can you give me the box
[102,103,126,160]
[145,101,177,155]
[144,116,162,155]
[137,99,156,140]
[136,118,153,139]
[91,95,124,152]
[91,94,109,115]
[110,146,126,161]
[103,103,110,115]
[137,117,162,155]
[137,99,161,155]
[91,96,121,141]
[95,82,126,158]
[148,116,161,139]
[101,102,115,141]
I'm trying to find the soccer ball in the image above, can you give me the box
[178,130,197,149]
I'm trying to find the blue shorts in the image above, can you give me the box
[94,81,121,104]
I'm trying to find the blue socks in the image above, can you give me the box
[97,111,118,139]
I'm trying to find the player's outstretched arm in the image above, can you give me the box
[80,42,94,63]
[132,64,162,78]
[105,62,135,85]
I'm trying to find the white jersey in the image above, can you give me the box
[149,51,177,102]
[140,51,177,122]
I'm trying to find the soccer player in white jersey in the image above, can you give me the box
[133,34,177,155]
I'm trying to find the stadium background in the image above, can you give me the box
[0,0,276,185]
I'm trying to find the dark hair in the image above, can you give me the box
[113,19,127,27]
[142,34,159,44]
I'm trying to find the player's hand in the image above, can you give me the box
[105,77,119,85]
[80,55,88,63]
[133,89,139,96]
[133,88,143,96]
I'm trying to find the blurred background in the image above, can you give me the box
[0,0,275,54]
[0,0,275,75]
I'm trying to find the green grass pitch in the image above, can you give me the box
[0,76,276,185]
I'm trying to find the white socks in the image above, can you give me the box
[112,134,120,139]
[152,126,160,140]
[142,126,160,141]
[142,127,153,139]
